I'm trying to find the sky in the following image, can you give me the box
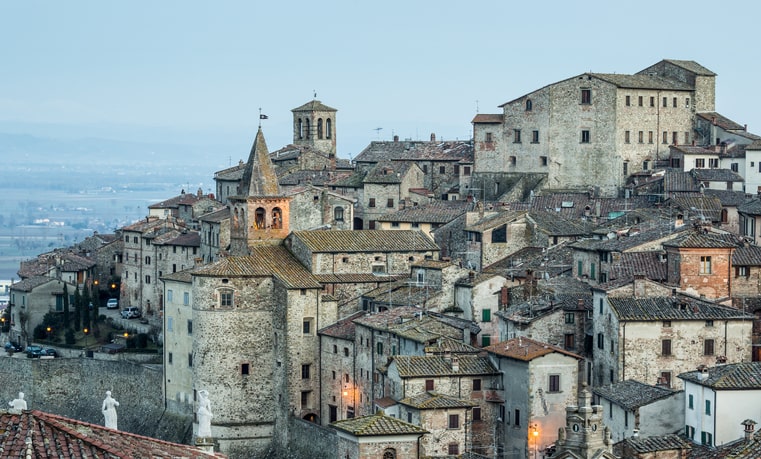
[2,0,761,165]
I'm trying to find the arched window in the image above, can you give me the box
[326,119,332,139]
[233,208,239,229]
[317,118,323,139]
[255,207,266,229]
[305,119,311,139]
[526,99,533,111]
[334,206,344,222]
[383,449,396,459]
[272,207,283,229]
[298,118,303,140]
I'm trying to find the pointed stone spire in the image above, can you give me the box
[238,127,280,197]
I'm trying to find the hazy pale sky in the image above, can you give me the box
[2,0,760,163]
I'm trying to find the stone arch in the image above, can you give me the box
[317,118,323,139]
[272,207,283,229]
[233,208,239,229]
[383,448,396,459]
[303,412,319,423]
[255,207,266,229]
[525,99,533,111]
[326,118,332,139]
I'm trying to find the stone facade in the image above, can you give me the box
[8,277,76,347]
[454,273,508,346]
[291,100,337,157]
[162,271,195,415]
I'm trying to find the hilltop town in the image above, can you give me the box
[4,59,761,459]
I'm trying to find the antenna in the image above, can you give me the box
[374,127,383,139]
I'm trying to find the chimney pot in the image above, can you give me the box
[393,135,399,142]
[430,133,436,142]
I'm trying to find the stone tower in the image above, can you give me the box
[229,127,292,254]
[550,384,618,459]
[291,99,337,156]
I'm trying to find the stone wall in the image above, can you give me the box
[0,356,191,443]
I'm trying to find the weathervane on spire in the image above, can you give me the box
[258,107,268,128]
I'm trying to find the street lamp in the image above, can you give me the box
[46,326,52,341]
[531,424,539,459]
[83,327,90,350]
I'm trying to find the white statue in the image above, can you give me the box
[102,391,120,429]
[197,389,213,437]
[9,392,26,412]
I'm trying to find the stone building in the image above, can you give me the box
[549,385,618,459]
[162,270,195,415]
[360,161,425,230]
[591,278,753,390]
[454,272,509,347]
[473,59,718,198]
[484,337,583,459]
[198,206,230,263]
[331,411,427,459]
[397,391,475,457]
[8,276,77,348]
[461,209,529,271]
[592,379,684,443]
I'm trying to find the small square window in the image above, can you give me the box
[638,96,643,106]
[241,363,250,375]
[532,130,539,143]
[581,89,591,104]
[581,130,591,143]
[473,379,481,391]
[425,379,434,391]
[448,414,460,429]
[439,166,446,174]
[549,374,560,392]
[540,156,548,166]
[368,198,376,208]
[513,129,522,143]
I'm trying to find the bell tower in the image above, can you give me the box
[551,384,617,458]
[291,99,337,156]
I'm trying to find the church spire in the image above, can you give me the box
[238,127,280,197]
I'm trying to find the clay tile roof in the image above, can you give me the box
[290,230,439,253]
[738,198,761,216]
[664,170,700,193]
[161,231,201,247]
[703,189,750,207]
[148,192,200,209]
[608,296,753,321]
[465,210,526,233]
[0,409,225,458]
[592,73,693,91]
[662,230,740,249]
[661,59,715,76]
[192,246,320,289]
[471,113,503,124]
[527,211,590,236]
[318,310,367,340]
[678,362,761,389]
[484,337,582,362]
[10,276,59,293]
[198,207,231,223]
[608,252,668,282]
[692,168,744,182]
[424,336,481,355]
[363,161,414,184]
[377,200,472,224]
[392,355,499,378]
[331,411,427,437]
[696,112,746,131]
[733,244,761,266]
[399,391,477,409]
[213,162,246,181]
[592,380,678,410]
[622,434,692,454]
[291,99,337,112]
[355,140,473,163]
[160,270,193,283]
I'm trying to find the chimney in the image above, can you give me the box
[745,124,748,132]
[577,298,584,309]
[430,133,436,142]
[633,274,646,297]
[712,116,717,126]
[451,356,459,372]
[501,286,509,309]
[697,365,709,381]
[394,135,399,142]
[742,419,756,440]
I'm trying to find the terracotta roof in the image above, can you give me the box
[392,355,498,378]
[160,270,193,283]
[660,59,715,76]
[399,391,476,409]
[662,230,740,249]
[355,140,473,163]
[696,112,746,131]
[331,411,427,437]
[471,113,503,124]
[192,246,320,289]
[738,198,761,216]
[213,161,246,181]
[155,231,200,247]
[593,380,678,410]
[290,230,438,253]
[291,99,337,112]
[198,207,231,223]
[484,336,582,362]
[733,245,761,266]
[687,430,761,458]
[0,409,225,458]
[318,310,366,340]
[664,170,700,193]
[377,200,472,224]
[465,210,526,233]
[678,362,761,389]
[608,295,753,321]
[313,273,402,284]
[10,276,61,293]
[363,161,415,184]
[424,336,481,355]
[691,168,744,182]
[484,244,574,279]
[122,217,168,233]
[527,211,590,236]
[621,434,692,454]
[148,191,201,209]
[704,189,750,207]
[279,169,351,187]
[608,252,668,282]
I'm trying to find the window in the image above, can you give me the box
[564,334,575,349]
[473,379,482,391]
[301,391,310,409]
[188,353,193,367]
[581,130,591,143]
[514,409,521,427]
[625,95,631,106]
[344,347,349,357]
[565,312,574,324]
[485,132,493,143]
[705,320,714,327]
[183,292,189,305]
[689,394,694,409]
[705,400,712,415]
[624,131,630,143]
[625,411,629,427]
[187,320,193,335]
[463,166,471,176]
[638,96,643,106]
[301,364,310,379]
[695,158,705,168]
[736,266,749,277]
[145,256,151,265]
[662,339,672,356]
[448,414,460,429]
[377,342,384,355]
[660,371,672,388]
[673,97,677,107]
[663,320,671,327]
[685,132,691,145]
[168,352,173,364]
[334,207,344,221]
[663,97,668,107]
[482,309,491,322]
[525,99,532,111]
[709,158,719,168]
[581,89,591,104]
[220,290,233,308]
[597,333,604,350]
[638,131,644,143]
[532,130,539,143]
[686,425,695,439]
[704,339,715,356]
[648,131,653,144]
[700,256,712,274]
[672,131,678,144]
[303,319,312,335]
[454,164,460,175]
[425,379,434,391]
[167,317,174,332]
[472,407,481,421]
[540,156,548,166]
[368,198,376,208]
[513,129,522,143]
[731,162,739,172]
[650,96,655,107]
[701,431,713,446]
[662,131,668,144]
[481,335,491,347]
[549,374,560,392]
[145,275,151,284]
[383,449,396,459]
[448,444,459,455]
[241,363,250,375]
[387,198,394,208]
[599,298,604,314]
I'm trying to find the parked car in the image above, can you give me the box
[26,345,43,358]
[40,348,58,358]
[121,306,141,319]
[106,298,119,309]
[4,341,22,352]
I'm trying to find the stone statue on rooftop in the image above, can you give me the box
[197,389,213,438]
[102,390,119,429]
[9,392,27,412]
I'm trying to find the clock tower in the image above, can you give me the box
[550,384,618,459]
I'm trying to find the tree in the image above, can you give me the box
[73,287,82,330]
[82,287,91,330]
[62,283,70,329]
